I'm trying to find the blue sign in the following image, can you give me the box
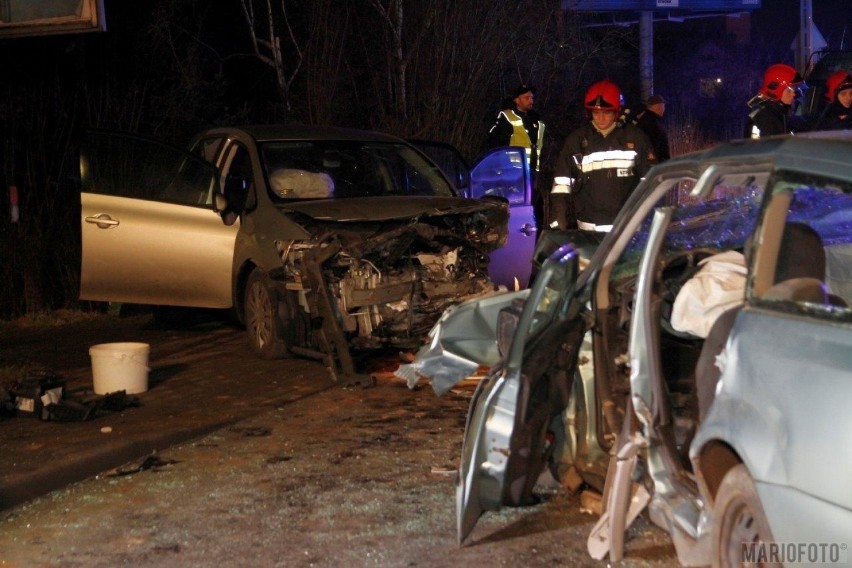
[565,0,761,10]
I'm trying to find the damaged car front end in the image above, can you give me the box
[264,196,510,383]
[80,126,517,386]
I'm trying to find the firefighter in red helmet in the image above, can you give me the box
[813,70,852,131]
[746,63,808,138]
[550,80,655,233]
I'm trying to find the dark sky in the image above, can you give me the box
[752,0,850,52]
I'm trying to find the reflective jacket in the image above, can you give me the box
[553,122,654,225]
[488,109,544,171]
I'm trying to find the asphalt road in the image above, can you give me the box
[0,311,679,567]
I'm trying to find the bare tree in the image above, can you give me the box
[238,0,304,112]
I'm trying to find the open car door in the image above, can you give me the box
[456,244,585,543]
[409,140,535,289]
[470,147,536,289]
[79,131,236,308]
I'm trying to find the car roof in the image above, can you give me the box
[198,125,407,144]
[662,131,852,181]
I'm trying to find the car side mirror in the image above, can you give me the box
[214,193,238,226]
[504,243,579,367]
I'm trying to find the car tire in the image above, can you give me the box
[712,464,778,568]
[245,269,290,359]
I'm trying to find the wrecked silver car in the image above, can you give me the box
[399,131,852,564]
[81,126,523,385]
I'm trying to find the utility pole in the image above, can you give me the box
[798,0,814,73]
[639,11,654,101]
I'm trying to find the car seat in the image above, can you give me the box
[695,222,827,421]
[762,222,828,302]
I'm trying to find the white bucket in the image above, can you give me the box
[89,342,150,395]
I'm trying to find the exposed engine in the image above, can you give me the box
[275,204,507,350]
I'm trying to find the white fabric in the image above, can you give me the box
[577,221,612,232]
[826,243,852,302]
[269,169,334,198]
[670,251,747,338]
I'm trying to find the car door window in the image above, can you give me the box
[84,131,217,207]
[190,136,226,164]
[751,176,852,319]
[469,148,529,204]
[406,140,471,194]
[220,143,256,211]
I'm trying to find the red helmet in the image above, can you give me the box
[585,80,623,111]
[760,63,805,100]
[825,70,852,102]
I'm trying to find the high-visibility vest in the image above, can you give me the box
[500,110,544,170]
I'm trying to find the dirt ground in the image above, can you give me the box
[0,310,680,567]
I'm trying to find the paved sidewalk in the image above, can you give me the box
[0,313,679,566]
[0,314,335,510]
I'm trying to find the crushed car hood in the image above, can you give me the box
[278,196,507,222]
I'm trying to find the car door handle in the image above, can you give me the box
[519,223,536,237]
[84,214,120,229]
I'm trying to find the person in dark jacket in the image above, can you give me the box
[550,80,655,233]
[746,63,808,138]
[633,94,671,163]
[813,70,852,131]
[487,84,546,231]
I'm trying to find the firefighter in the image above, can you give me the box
[813,70,852,131]
[550,80,655,233]
[487,84,545,231]
[746,63,808,139]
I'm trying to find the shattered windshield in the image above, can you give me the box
[259,141,455,201]
[613,175,767,281]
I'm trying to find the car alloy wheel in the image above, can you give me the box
[245,269,290,359]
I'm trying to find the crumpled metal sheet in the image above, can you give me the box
[395,289,528,395]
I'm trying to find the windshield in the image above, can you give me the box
[612,174,767,282]
[259,141,455,201]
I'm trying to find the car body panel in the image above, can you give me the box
[81,193,238,307]
[454,244,583,543]
[470,147,536,289]
[755,481,852,547]
[690,306,852,552]
[404,131,852,559]
[695,308,852,507]
[278,195,504,222]
[80,132,235,307]
[394,288,529,395]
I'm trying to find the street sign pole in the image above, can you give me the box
[640,11,654,103]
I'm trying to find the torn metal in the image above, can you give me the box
[394,289,528,394]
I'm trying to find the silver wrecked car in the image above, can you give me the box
[399,131,852,564]
[80,126,531,385]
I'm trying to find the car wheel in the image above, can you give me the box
[712,464,778,568]
[245,269,290,359]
